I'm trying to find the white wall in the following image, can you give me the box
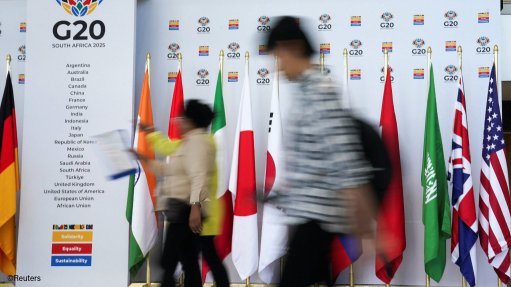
[1,0,511,285]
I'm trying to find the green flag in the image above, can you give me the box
[212,70,226,134]
[421,63,451,282]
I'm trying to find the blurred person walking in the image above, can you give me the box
[265,16,374,287]
[137,100,229,287]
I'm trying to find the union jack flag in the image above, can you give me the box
[448,74,477,286]
[479,64,511,283]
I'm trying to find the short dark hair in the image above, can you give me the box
[184,99,214,128]
[267,16,314,58]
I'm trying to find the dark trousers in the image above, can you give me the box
[161,222,202,287]
[279,221,334,287]
[200,236,230,287]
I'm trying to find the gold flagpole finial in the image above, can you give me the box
[494,45,499,83]
[384,49,389,81]
[6,54,12,74]
[457,45,463,72]
[146,52,151,61]
[343,48,348,57]
[245,51,250,61]
[219,50,225,71]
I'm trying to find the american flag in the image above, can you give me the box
[479,64,511,283]
[448,74,477,286]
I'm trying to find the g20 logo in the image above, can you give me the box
[412,38,426,55]
[167,43,180,60]
[444,10,458,28]
[196,69,210,85]
[444,65,458,82]
[380,12,394,29]
[318,14,332,30]
[227,42,241,59]
[257,16,271,32]
[18,45,26,61]
[476,36,491,53]
[53,0,105,40]
[349,39,363,56]
[197,17,211,33]
[257,68,270,84]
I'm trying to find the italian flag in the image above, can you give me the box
[126,58,158,275]
[202,69,234,281]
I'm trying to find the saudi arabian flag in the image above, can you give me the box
[421,62,451,282]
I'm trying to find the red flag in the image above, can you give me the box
[168,69,184,140]
[376,66,406,283]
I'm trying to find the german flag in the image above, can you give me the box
[0,72,19,276]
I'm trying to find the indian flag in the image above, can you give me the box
[126,57,158,275]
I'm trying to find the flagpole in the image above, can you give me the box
[246,51,250,70]
[384,48,389,80]
[220,49,224,88]
[244,50,251,287]
[457,46,463,73]
[494,45,498,83]
[6,54,11,75]
[146,53,151,88]
[462,277,468,287]
[349,264,354,287]
[144,52,153,287]
[343,48,350,108]
[179,274,184,287]
[178,52,183,72]
[320,53,325,74]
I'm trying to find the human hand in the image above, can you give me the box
[139,122,155,133]
[189,205,202,234]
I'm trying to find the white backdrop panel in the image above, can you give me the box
[135,0,502,286]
